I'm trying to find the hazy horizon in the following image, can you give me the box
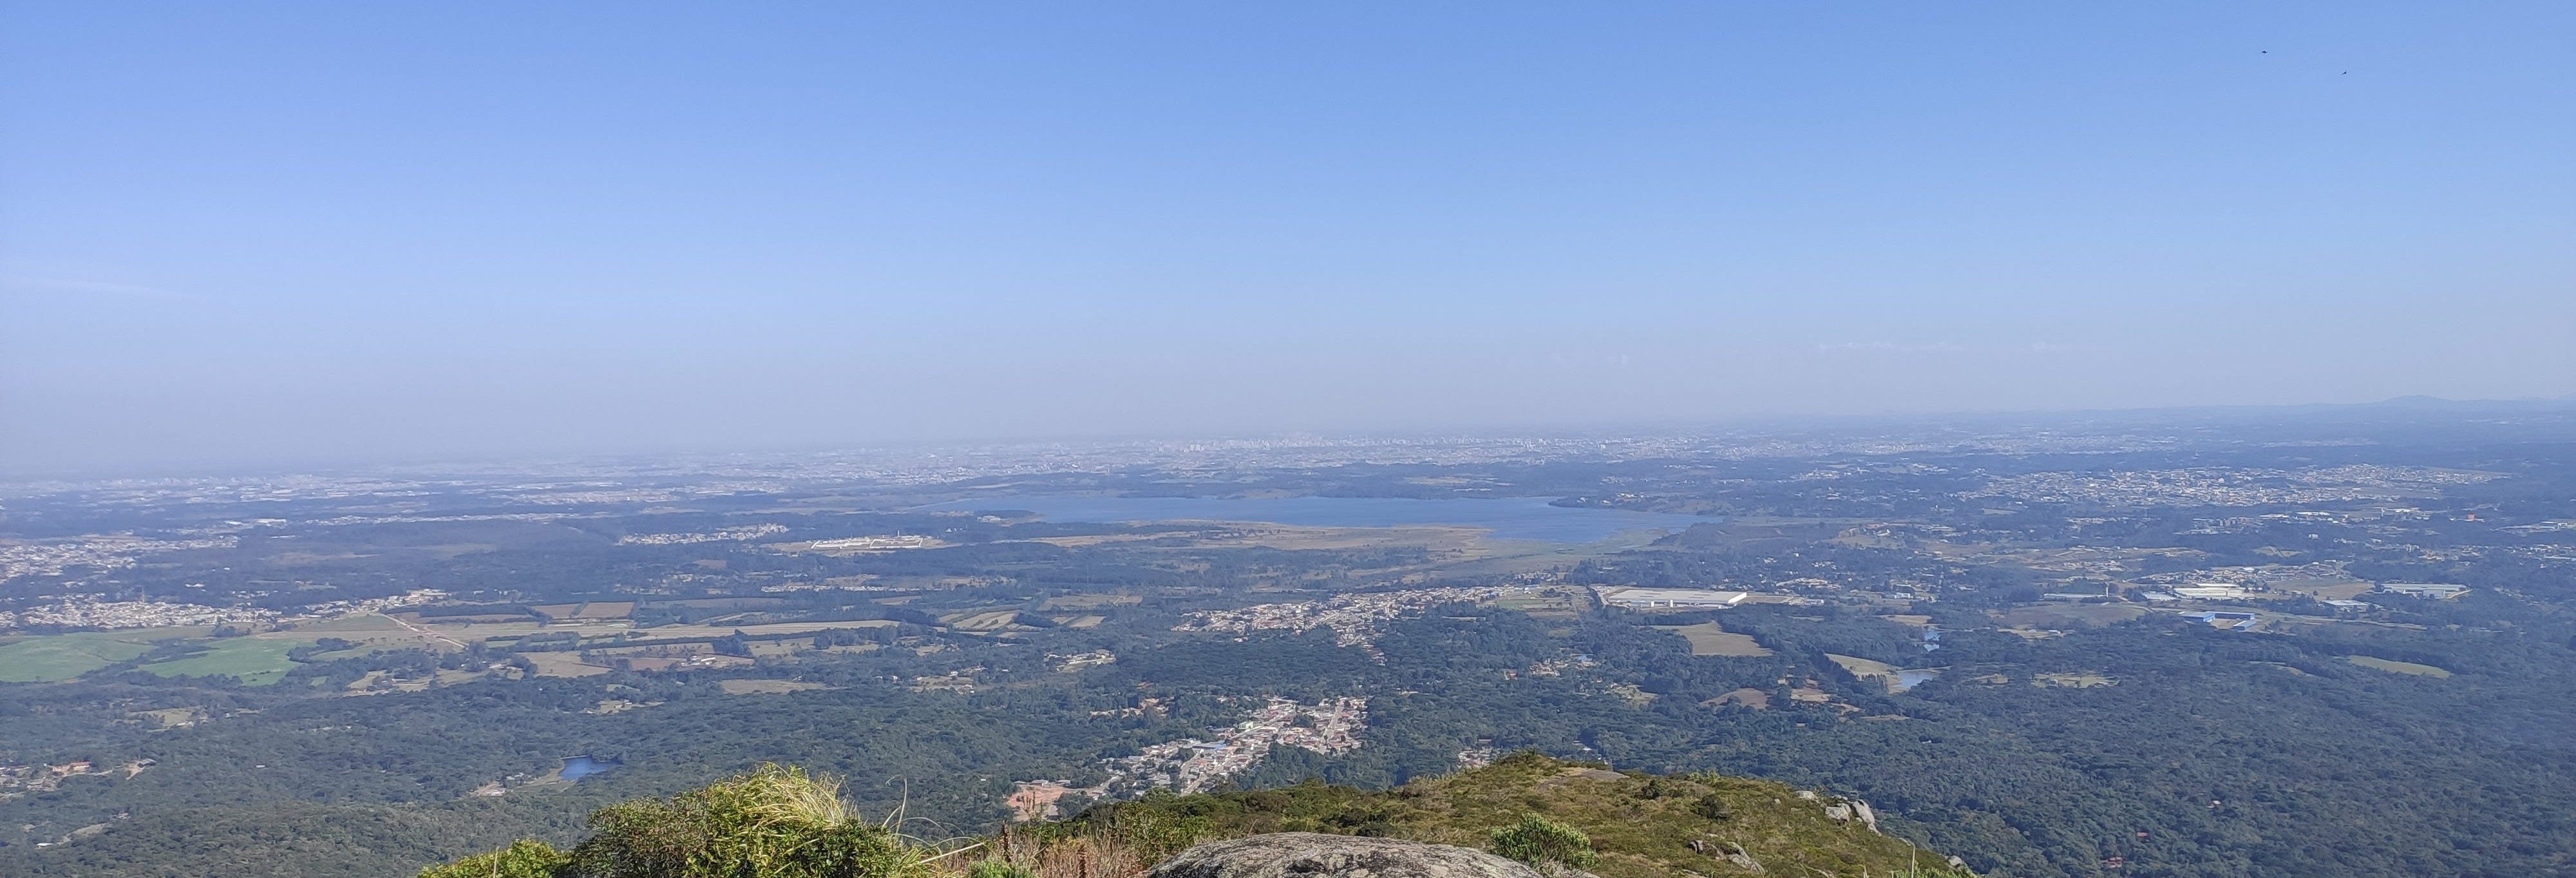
[7,3,2572,474]
[9,392,2570,482]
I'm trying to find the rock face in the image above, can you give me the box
[1148,832,1549,878]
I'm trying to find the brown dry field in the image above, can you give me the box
[2275,578,2375,600]
[574,601,636,618]
[1656,622,1773,656]
[1827,653,1899,682]
[525,653,609,678]
[2347,656,2451,678]
[944,610,1021,631]
[293,612,466,653]
[1704,687,1771,709]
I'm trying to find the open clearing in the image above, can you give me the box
[525,653,611,677]
[0,631,176,682]
[573,601,636,619]
[2032,671,2116,688]
[1704,687,1770,709]
[943,610,1021,631]
[1497,593,1583,615]
[1826,653,1897,680]
[140,636,314,685]
[1826,653,1933,692]
[1657,622,1772,656]
[129,707,208,727]
[2348,656,2452,678]
[292,613,451,653]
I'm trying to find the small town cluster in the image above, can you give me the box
[2,589,448,631]
[1173,586,1546,647]
[1965,465,2505,508]
[0,536,238,582]
[1009,696,1368,820]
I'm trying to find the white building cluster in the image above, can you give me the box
[1,587,446,631]
[1088,696,1368,797]
[1965,465,2501,508]
[2,596,278,631]
[616,524,790,546]
[0,536,237,581]
[1173,586,1536,647]
[1593,587,1748,609]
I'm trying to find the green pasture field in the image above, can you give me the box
[138,636,316,685]
[0,629,200,682]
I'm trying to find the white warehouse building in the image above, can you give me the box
[1593,587,1750,609]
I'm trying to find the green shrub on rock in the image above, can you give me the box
[423,765,931,878]
[419,839,572,878]
[1488,814,1596,871]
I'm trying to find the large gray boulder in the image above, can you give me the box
[1147,833,1549,878]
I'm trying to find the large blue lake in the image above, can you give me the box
[931,495,1711,543]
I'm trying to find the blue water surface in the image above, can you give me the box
[929,495,1711,543]
[558,756,619,782]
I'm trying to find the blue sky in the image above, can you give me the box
[4,3,2571,472]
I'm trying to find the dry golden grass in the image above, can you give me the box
[1657,622,1772,656]
[524,653,611,678]
[2347,656,2451,678]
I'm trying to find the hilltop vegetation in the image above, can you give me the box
[1069,752,1962,878]
[420,755,1965,878]
[422,765,931,878]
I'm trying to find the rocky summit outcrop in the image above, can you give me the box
[1148,833,1551,878]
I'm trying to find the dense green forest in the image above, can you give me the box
[10,602,2575,877]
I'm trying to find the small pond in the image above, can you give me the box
[558,756,620,782]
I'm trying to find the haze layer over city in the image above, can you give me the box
[5,5,2576,878]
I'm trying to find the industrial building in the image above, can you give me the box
[1593,587,1750,609]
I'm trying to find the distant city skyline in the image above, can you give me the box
[5,3,2571,473]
